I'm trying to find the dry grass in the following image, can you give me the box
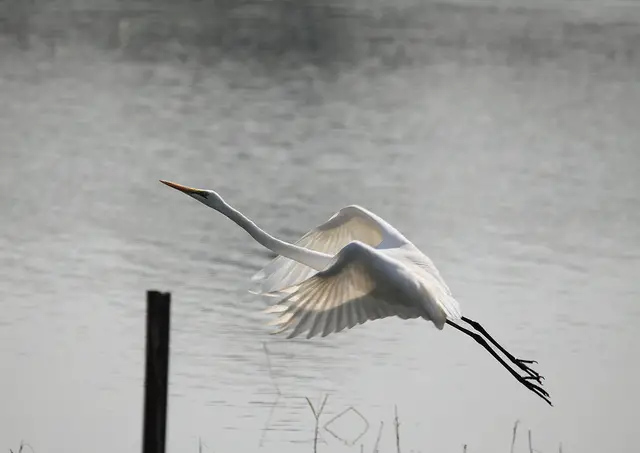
[9,441,35,453]
[301,402,560,453]
[261,342,560,453]
[8,414,561,453]
[305,395,329,453]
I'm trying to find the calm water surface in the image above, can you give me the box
[1,2,640,453]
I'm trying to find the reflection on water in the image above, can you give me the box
[1,2,640,453]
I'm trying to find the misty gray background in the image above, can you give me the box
[1,0,639,452]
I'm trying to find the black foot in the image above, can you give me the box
[515,358,542,380]
[523,374,545,384]
[517,358,538,365]
[523,379,552,406]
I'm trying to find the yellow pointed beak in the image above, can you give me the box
[160,180,207,196]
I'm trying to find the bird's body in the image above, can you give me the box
[250,204,461,336]
[160,180,552,406]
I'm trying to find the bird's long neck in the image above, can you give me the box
[214,200,331,271]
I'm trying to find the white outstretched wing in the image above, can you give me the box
[251,205,387,295]
[264,242,428,339]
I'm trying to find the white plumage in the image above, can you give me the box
[160,180,552,406]
[250,205,461,338]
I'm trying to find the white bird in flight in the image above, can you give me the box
[160,180,551,405]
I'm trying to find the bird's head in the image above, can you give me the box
[160,180,225,210]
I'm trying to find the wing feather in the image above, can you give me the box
[265,241,427,339]
[252,206,386,294]
[346,301,359,330]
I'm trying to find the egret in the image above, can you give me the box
[160,180,551,405]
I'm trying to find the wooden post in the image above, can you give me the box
[142,290,171,453]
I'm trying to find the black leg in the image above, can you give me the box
[446,320,552,406]
[461,316,542,381]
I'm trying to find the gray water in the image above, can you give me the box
[2,1,640,452]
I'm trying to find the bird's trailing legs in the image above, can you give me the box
[446,320,552,406]
[461,316,543,383]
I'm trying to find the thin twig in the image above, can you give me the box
[263,342,281,395]
[197,437,211,452]
[528,429,533,453]
[10,441,35,453]
[324,406,370,446]
[463,444,468,453]
[259,401,279,447]
[259,342,283,447]
[372,421,384,453]
[510,420,520,453]
[394,405,401,453]
[305,394,329,453]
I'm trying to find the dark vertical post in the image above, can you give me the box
[142,290,171,453]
